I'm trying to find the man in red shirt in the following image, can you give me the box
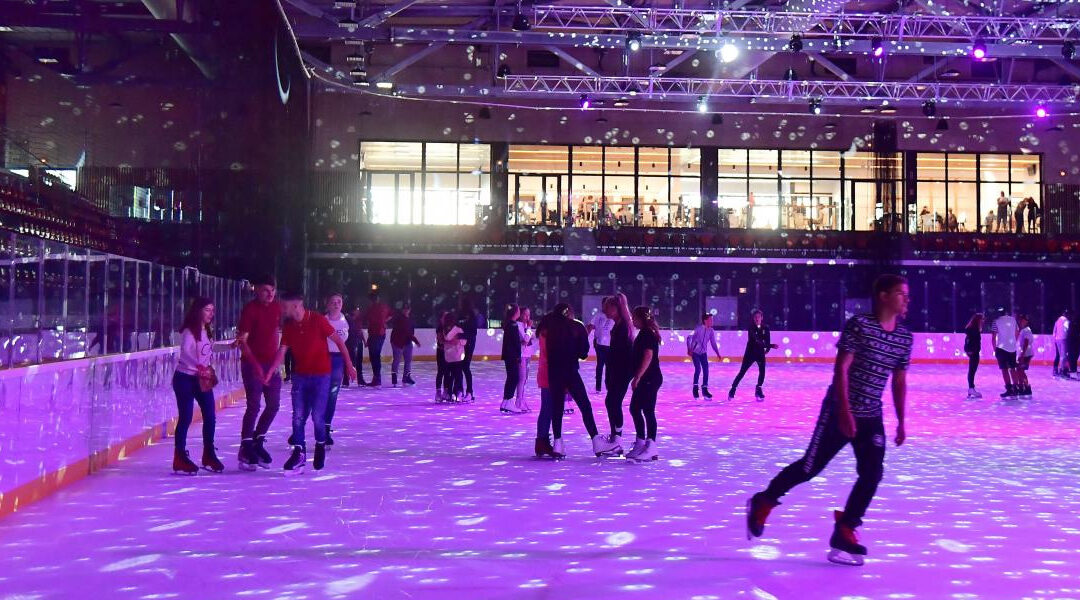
[264,292,356,474]
[237,277,283,470]
[364,290,392,387]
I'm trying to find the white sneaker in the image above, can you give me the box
[624,437,647,459]
[631,439,659,462]
[591,434,620,456]
[551,438,565,459]
[500,399,523,414]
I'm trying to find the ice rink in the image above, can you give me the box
[2,360,1078,600]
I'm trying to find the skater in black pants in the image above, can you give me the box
[500,304,524,414]
[457,296,482,403]
[963,312,984,399]
[171,297,227,474]
[746,274,912,567]
[602,293,634,455]
[344,306,366,387]
[441,313,468,402]
[543,303,619,458]
[626,306,663,462]
[729,309,778,401]
[587,297,615,393]
[434,310,450,401]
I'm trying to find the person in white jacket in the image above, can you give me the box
[1053,310,1070,378]
[516,308,537,412]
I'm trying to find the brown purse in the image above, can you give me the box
[197,365,219,392]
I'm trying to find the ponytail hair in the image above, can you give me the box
[614,292,633,328]
[632,305,660,341]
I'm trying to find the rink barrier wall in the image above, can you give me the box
[0,345,243,519]
[387,329,1058,365]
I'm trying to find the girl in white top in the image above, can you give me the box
[172,297,228,475]
[441,313,468,401]
[324,293,350,445]
[516,308,536,412]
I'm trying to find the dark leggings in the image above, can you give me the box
[172,372,215,452]
[503,358,520,400]
[446,360,464,396]
[594,344,609,390]
[604,373,631,435]
[549,370,599,439]
[463,340,476,394]
[967,352,979,388]
[764,387,885,529]
[435,347,447,391]
[629,380,661,440]
[732,352,766,389]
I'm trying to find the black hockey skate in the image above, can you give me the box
[827,510,867,566]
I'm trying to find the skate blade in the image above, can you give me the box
[171,469,198,476]
[745,498,753,540]
[597,449,623,458]
[827,549,865,566]
[283,466,306,476]
[200,465,224,474]
[257,461,272,469]
[237,462,258,471]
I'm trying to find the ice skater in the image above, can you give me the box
[389,304,420,387]
[963,312,984,399]
[602,293,634,455]
[264,293,357,474]
[324,293,349,447]
[587,297,615,393]
[237,276,283,470]
[515,308,536,413]
[746,274,912,567]
[441,312,468,403]
[500,304,525,414]
[1015,314,1034,398]
[434,310,450,401]
[1052,309,1070,378]
[687,312,721,399]
[991,308,1020,398]
[626,306,663,462]
[729,309,779,401]
[171,297,228,475]
[543,303,619,458]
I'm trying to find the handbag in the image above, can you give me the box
[197,365,219,392]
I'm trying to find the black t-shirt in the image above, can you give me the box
[633,327,663,387]
[745,325,772,356]
[607,320,634,379]
[837,314,913,418]
[964,325,981,354]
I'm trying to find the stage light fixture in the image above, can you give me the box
[375,80,393,89]
[333,1,357,8]
[1035,105,1048,119]
[346,52,364,64]
[788,34,803,53]
[512,9,531,32]
[1063,41,1076,60]
[497,64,512,78]
[697,96,709,113]
[808,98,822,115]
[871,37,885,58]
[922,99,936,117]
[719,41,739,63]
[971,40,987,60]
[350,66,367,77]
[580,94,591,110]
[338,17,358,29]
[626,32,642,52]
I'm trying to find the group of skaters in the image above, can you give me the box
[964,307,1079,400]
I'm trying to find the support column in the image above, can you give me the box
[699,147,719,228]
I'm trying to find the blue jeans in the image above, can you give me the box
[289,374,330,450]
[535,388,553,440]
[172,372,215,451]
[367,335,386,383]
[691,352,709,386]
[327,354,344,426]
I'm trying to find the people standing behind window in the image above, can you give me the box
[1014,200,1026,234]
[687,312,722,400]
[171,297,227,475]
[983,210,995,234]
[500,304,525,415]
[1026,197,1039,233]
[364,290,391,387]
[964,312,984,399]
[587,298,615,394]
[996,191,1010,232]
[729,309,780,401]
[515,308,536,413]
[946,209,958,232]
[390,304,420,388]
[626,306,663,462]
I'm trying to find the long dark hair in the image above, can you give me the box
[632,305,660,341]
[180,296,213,340]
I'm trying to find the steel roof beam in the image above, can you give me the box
[544,45,600,78]
[357,0,422,29]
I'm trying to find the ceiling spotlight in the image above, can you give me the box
[338,17,358,29]
[626,32,642,52]
[808,98,822,115]
[936,118,949,131]
[971,39,987,60]
[788,34,803,53]
[627,83,641,97]
[375,80,393,89]
[333,0,357,7]
[922,99,937,117]
[697,96,709,113]
[346,52,364,63]
[719,41,739,63]
[354,78,370,87]
[496,64,512,78]
[512,9,531,32]
[1063,41,1076,60]
[1035,105,1049,119]
[580,94,591,110]
[613,98,630,108]
[871,36,885,58]
[350,66,367,77]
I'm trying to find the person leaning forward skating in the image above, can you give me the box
[745,274,913,567]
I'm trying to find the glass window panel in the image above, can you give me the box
[639,176,669,227]
[982,182,1015,232]
[425,143,458,172]
[604,146,635,175]
[639,147,670,175]
[674,148,699,176]
[604,175,636,227]
[425,172,458,225]
[781,179,813,230]
[979,154,1009,185]
[718,178,747,228]
[571,174,602,226]
[781,150,812,178]
[811,179,841,230]
[1011,154,1040,183]
[508,145,568,174]
[917,153,947,180]
[949,181,977,233]
[748,179,779,229]
[459,144,491,173]
[915,182,947,232]
[571,146,604,175]
[850,180,877,231]
[672,177,700,228]
[368,173,397,224]
[949,153,977,180]
[360,141,422,170]
[457,173,488,226]
[748,149,779,177]
[813,151,842,179]
[844,152,874,180]
[718,148,747,177]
